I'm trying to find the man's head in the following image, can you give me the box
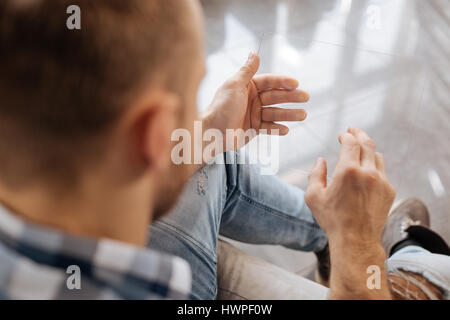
[0,0,205,241]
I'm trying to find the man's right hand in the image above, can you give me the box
[305,127,396,299]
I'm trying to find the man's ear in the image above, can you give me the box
[134,91,180,172]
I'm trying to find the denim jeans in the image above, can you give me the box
[388,246,450,299]
[147,151,328,299]
[148,151,450,300]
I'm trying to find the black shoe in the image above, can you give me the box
[314,243,330,287]
[382,198,450,257]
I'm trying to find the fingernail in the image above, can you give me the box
[297,90,308,101]
[286,79,299,90]
[297,110,307,120]
[302,91,310,101]
[247,52,256,63]
[314,157,323,167]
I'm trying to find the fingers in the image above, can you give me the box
[259,121,289,135]
[231,52,260,86]
[347,127,376,168]
[259,89,309,106]
[375,152,386,175]
[308,157,328,191]
[253,74,299,91]
[338,128,388,177]
[262,107,307,122]
[337,132,361,167]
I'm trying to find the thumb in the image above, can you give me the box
[233,52,260,85]
[308,158,327,191]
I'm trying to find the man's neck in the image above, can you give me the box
[0,177,154,247]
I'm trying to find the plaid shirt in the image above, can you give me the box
[0,204,191,299]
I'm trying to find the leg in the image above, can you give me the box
[383,198,450,299]
[387,246,450,299]
[217,240,329,300]
[147,162,226,300]
[219,151,327,252]
[148,151,327,299]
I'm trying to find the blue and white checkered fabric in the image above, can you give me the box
[0,204,191,299]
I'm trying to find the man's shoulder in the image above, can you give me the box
[0,204,192,300]
[0,236,192,300]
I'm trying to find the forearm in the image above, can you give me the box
[328,237,391,300]
[184,115,222,178]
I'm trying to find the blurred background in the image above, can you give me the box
[198,0,450,278]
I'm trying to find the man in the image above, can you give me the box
[0,0,448,300]
[0,0,316,299]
